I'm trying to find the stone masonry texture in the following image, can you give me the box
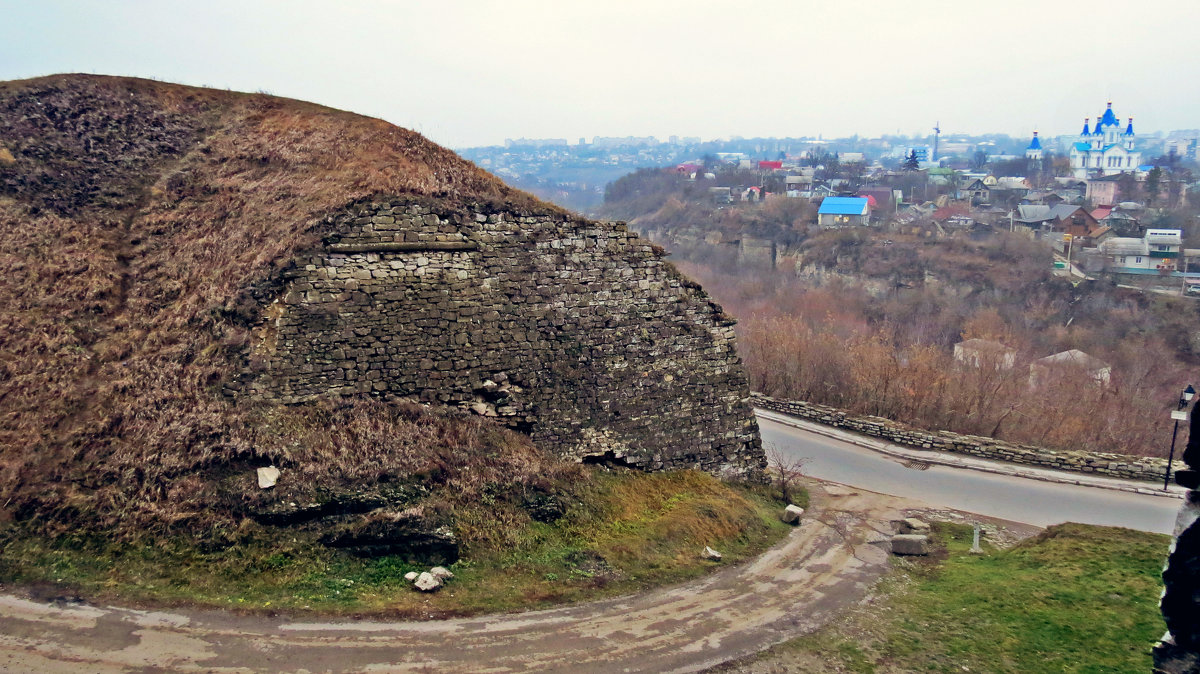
[231,197,765,477]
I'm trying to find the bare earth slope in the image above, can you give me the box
[0,74,560,536]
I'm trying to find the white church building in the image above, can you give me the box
[1069,102,1140,179]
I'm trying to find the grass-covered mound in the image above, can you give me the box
[0,468,792,617]
[0,74,559,539]
[0,74,776,611]
[733,522,1167,673]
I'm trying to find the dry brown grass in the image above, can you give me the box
[0,74,564,536]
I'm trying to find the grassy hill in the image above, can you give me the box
[0,74,788,609]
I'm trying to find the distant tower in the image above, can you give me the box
[932,121,941,163]
[1025,130,1043,162]
[1026,130,1044,181]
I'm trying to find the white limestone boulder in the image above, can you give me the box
[781,504,805,524]
[414,572,441,592]
[256,466,280,489]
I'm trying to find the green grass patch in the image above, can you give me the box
[0,469,794,617]
[752,521,1168,674]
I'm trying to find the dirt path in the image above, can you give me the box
[0,485,914,673]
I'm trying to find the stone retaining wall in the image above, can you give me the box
[753,393,1170,483]
[231,197,764,478]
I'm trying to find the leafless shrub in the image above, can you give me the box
[766,445,808,505]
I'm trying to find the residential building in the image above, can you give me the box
[1017,204,1104,241]
[856,187,898,213]
[1085,176,1120,206]
[1029,350,1111,387]
[1098,228,1182,273]
[953,339,1016,370]
[817,196,871,228]
[963,178,990,204]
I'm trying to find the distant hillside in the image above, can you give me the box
[0,75,761,545]
[600,165,1200,457]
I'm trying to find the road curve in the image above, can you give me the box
[0,489,904,673]
[759,413,1181,534]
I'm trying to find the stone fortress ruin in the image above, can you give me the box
[231,196,765,477]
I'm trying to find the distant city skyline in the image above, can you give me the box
[2,1,1198,149]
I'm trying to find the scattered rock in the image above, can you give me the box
[256,466,280,489]
[414,572,441,592]
[899,517,930,534]
[891,534,930,556]
[702,546,723,561]
[403,571,419,582]
[781,504,805,524]
[429,566,454,580]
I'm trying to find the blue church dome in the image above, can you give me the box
[1098,101,1119,128]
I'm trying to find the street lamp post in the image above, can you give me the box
[1165,384,1196,490]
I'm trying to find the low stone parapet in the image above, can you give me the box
[753,393,1169,483]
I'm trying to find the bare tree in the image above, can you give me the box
[767,445,809,505]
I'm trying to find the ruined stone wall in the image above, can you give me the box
[753,393,1169,483]
[234,198,764,477]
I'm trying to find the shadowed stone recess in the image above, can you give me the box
[230,197,764,478]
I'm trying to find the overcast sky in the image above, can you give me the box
[3,1,1198,148]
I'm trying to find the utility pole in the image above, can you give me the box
[1182,251,1190,296]
[1066,233,1074,276]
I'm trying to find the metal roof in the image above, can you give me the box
[1100,237,1147,256]
[1098,102,1119,128]
[817,197,870,215]
[1033,349,1109,371]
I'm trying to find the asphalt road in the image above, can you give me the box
[759,414,1181,534]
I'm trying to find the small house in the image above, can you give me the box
[1029,349,1111,387]
[1099,228,1182,272]
[963,178,990,204]
[817,196,871,228]
[953,339,1016,370]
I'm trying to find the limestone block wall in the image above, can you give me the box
[234,197,764,477]
[753,393,1169,482]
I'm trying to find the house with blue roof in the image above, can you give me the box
[817,196,871,228]
[1069,101,1141,179]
